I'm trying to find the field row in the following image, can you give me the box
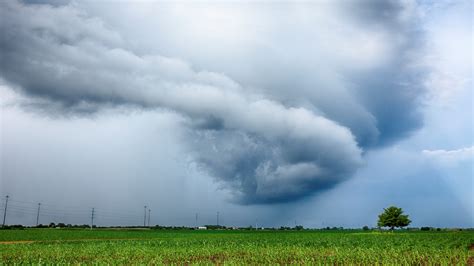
[1,229,473,264]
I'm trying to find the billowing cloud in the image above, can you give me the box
[0,0,425,203]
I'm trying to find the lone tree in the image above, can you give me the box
[377,206,411,230]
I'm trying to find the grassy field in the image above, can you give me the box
[0,229,473,264]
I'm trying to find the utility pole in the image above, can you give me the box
[90,208,95,230]
[216,211,219,227]
[255,218,258,231]
[143,206,147,227]
[148,209,151,227]
[2,195,8,228]
[195,213,198,228]
[36,203,41,226]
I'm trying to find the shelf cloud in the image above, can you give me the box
[0,0,425,203]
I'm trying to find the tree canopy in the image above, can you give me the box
[377,206,411,230]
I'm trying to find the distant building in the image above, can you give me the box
[197,226,207,230]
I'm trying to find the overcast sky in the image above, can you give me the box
[0,0,472,228]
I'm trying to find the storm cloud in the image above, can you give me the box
[0,0,425,204]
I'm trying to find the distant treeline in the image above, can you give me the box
[1,223,472,231]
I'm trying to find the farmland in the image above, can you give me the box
[0,229,473,264]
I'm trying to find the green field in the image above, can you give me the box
[0,229,473,264]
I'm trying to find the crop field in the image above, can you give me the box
[0,229,473,264]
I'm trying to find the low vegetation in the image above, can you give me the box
[1,229,472,264]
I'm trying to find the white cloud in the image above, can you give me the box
[421,0,473,106]
[423,146,474,165]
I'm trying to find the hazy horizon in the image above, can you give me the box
[1,0,472,228]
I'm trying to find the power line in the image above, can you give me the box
[4,198,92,211]
[4,206,141,225]
[2,195,9,227]
[3,197,145,216]
[90,208,95,230]
[36,203,41,226]
[148,209,151,227]
[3,198,144,218]
[144,206,147,227]
[1,196,162,227]
[5,207,71,216]
[6,202,90,214]
[6,205,86,217]
[92,208,142,217]
[5,203,142,219]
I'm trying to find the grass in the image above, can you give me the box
[0,229,473,264]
